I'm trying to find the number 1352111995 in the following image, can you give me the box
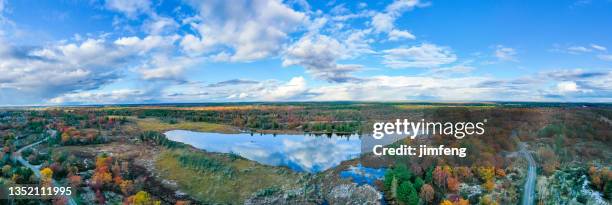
[1,185,73,199]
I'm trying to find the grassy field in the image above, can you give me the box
[155,148,305,204]
[131,117,240,134]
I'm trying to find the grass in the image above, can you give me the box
[133,117,240,134]
[155,148,304,204]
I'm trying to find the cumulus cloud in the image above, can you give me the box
[49,89,151,104]
[556,81,580,93]
[138,54,198,81]
[303,69,612,102]
[114,35,179,54]
[0,38,134,104]
[309,75,498,101]
[105,0,151,18]
[388,29,415,41]
[539,69,610,100]
[371,0,425,40]
[259,76,308,100]
[142,16,179,35]
[181,0,307,61]
[283,35,362,82]
[494,45,517,61]
[382,43,457,68]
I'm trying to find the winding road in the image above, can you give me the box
[519,142,536,205]
[14,130,78,205]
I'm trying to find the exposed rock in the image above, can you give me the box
[326,183,382,205]
[245,187,319,205]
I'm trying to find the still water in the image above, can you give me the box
[164,130,362,173]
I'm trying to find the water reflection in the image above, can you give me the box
[164,130,361,173]
[339,164,386,186]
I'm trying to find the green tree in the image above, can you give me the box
[397,181,419,205]
[425,166,434,184]
[394,164,413,182]
[384,169,395,191]
[414,177,424,192]
[604,180,612,200]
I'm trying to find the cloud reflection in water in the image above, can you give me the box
[164,130,361,172]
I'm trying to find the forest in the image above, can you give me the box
[0,102,609,204]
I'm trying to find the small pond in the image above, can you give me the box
[164,130,362,173]
[339,164,386,186]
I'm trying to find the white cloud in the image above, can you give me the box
[358,2,368,9]
[309,75,497,101]
[114,35,179,54]
[371,0,424,40]
[49,89,149,104]
[494,45,517,61]
[567,46,592,53]
[598,54,612,61]
[260,76,308,100]
[105,0,151,18]
[283,35,362,82]
[388,29,415,41]
[372,13,394,33]
[142,16,179,35]
[0,38,132,104]
[382,43,457,68]
[556,81,579,93]
[181,0,307,62]
[590,44,606,51]
[138,54,198,81]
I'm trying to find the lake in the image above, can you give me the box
[164,130,362,173]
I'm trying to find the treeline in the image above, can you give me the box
[102,106,366,134]
[138,131,184,149]
[176,151,235,177]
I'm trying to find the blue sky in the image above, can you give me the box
[0,0,611,105]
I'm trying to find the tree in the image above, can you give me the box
[419,184,434,203]
[92,155,113,190]
[483,180,495,192]
[439,200,453,205]
[477,166,495,182]
[433,166,449,190]
[456,166,472,181]
[397,181,418,205]
[604,180,612,200]
[91,170,112,190]
[127,191,160,205]
[384,169,395,191]
[1,165,11,177]
[69,175,82,188]
[479,195,498,205]
[456,198,469,205]
[395,164,413,182]
[495,169,506,178]
[120,180,134,196]
[40,167,53,186]
[61,132,71,144]
[447,177,460,193]
[414,177,424,192]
